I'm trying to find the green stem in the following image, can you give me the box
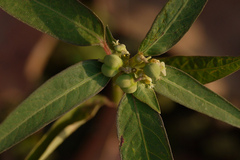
[111,80,123,105]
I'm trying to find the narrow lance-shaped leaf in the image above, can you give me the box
[26,95,113,160]
[160,56,240,84]
[0,0,104,46]
[155,66,240,128]
[0,60,110,153]
[117,94,173,160]
[133,83,161,113]
[105,25,117,50]
[139,0,207,56]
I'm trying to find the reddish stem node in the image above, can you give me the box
[101,41,112,55]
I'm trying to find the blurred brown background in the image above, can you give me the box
[0,0,240,160]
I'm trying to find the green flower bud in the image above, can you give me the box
[114,44,127,52]
[143,62,161,82]
[101,54,123,77]
[116,74,137,93]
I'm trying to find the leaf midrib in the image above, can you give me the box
[132,95,150,160]
[160,77,239,120]
[179,58,240,72]
[33,0,102,41]
[0,72,102,142]
[141,0,188,53]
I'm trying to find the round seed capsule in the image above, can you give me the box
[143,62,161,82]
[103,54,123,69]
[101,64,119,77]
[121,83,137,93]
[116,74,137,93]
[101,54,123,77]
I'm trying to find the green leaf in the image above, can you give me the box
[26,95,112,160]
[0,60,110,153]
[160,56,240,84]
[139,0,207,56]
[117,94,173,160]
[0,0,104,46]
[133,83,161,113]
[155,66,240,128]
[105,25,117,50]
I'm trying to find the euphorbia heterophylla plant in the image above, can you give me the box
[0,0,240,159]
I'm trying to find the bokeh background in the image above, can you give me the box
[1,0,240,159]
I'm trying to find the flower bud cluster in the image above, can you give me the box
[101,40,166,93]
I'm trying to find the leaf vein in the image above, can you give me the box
[141,0,188,53]
[132,95,150,160]
[161,77,239,119]
[142,124,169,153]
[0,72,102,142]
[33,0,102,41]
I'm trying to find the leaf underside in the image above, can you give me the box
[117,94,173,160]
[0,60,110,153]
[139,0,207,56]
[0,0,104,46]
[155,66,240,128]
[160,56,240,84]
